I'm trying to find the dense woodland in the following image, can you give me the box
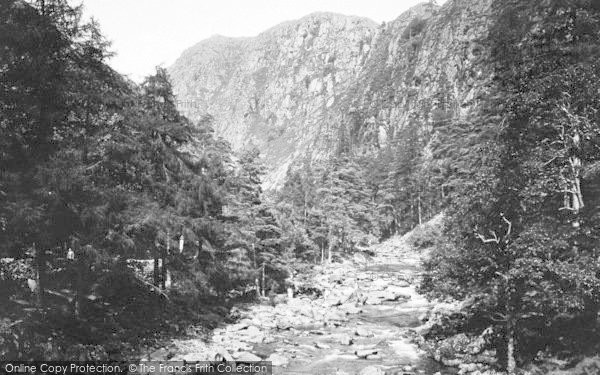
[1,0,600,373]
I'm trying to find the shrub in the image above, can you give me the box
[404,214,444,250]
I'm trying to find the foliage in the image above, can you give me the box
[419,1,600,371]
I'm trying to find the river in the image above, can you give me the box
[167,236,453,375]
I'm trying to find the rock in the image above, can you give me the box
[383,286,412,301]
[458,363,482,374]
[233,352,262,362]
[442,358,462,367]
[393,280,411,288]
[267,353,289,367]
[371,279,390,290]
[323,286,355,307]
[179,352,210,361]
[365,297,382,305]
[244,325,261,336]
[366,354,382,360]
[402,365,414,372]
[355,327,374,337]
[355,349,378,358]
[148,348,169,360]
[213,350,234,362]
[358,365,384,375]
[337,334,353,346]
[353,253,367,264]
[228,321,250,332]
[276,319,293,330]
[340,303,362,315]
[262,336,276,344]
[315,342,331,349]
[271,293,288,305]
[239,326,264,343]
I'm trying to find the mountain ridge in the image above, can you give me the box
[169,1,496,189]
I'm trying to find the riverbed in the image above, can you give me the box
[167,236,452,375]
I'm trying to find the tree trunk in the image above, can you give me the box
[161,252,167,290]
[417,192,422,225]
[261,263,266,297]
[34,243,44,307]
[327,226,333,264]
[303,192,308,226]
[506,317,516,375]
[74,260,82,318]
[320,245,324,264]
[161,231,170,290]
[153,251,160,287]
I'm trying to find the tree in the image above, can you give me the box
[421,2,600,372]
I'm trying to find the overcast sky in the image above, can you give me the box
[77,0,448,82]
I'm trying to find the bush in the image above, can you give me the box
[404,214,444,250]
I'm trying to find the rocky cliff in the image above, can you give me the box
[169,1,494,189]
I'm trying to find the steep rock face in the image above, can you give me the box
[169,13,377,188]
[330,0,494,158]
[169,1,496,188]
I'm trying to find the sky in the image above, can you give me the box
[76,0,448,82]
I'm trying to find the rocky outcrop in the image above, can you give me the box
[169,1,497,188]
[169,12,377,188]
